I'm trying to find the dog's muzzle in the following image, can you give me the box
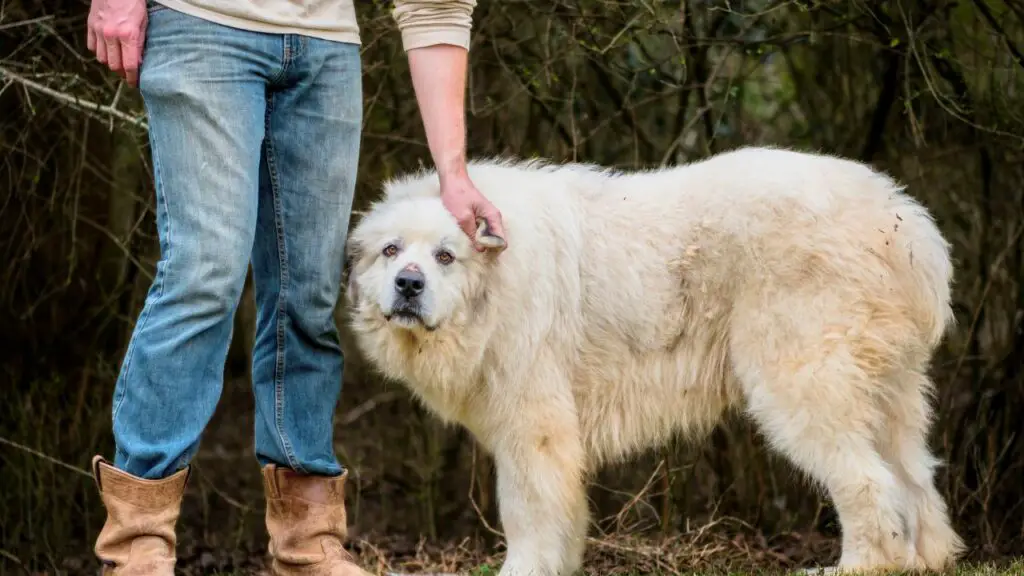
[394,268,425,299]
[387,267,429,327]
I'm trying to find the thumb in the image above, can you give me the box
[479,204,505,242]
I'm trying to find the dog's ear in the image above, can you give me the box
[342,238,362,306]
[474,218,507,253]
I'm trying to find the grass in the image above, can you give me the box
[196,558,1024,576]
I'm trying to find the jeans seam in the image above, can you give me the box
[291,35,306,61]
[111,122,173,473]
[272,37,292,86]
[263,93,303,474]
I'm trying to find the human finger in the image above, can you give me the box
[473,205,506,253]
[456,209,477,240]
[480,203,505,243]
[87,8,100,52]
[95,33,108,63]
[122,37,141,86]
[105,36,124,76]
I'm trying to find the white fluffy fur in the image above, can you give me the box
[343,146,964,575]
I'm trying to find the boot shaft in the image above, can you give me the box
[92,455,189,575]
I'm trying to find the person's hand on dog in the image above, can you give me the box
[440,170,507,253]
[87,0,147,87]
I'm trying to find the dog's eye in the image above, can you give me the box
[435,250,455,265]
[382,244,399,257]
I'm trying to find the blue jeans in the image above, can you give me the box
[110,2,362,480]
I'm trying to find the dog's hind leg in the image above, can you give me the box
[740,368,914,572]
[730,300,917,572]
[876,370,964,571]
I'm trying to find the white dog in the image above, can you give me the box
[343,146,964,575]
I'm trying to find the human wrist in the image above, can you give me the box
[437,154,469,184]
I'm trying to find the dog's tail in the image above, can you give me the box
[885,182,955,349]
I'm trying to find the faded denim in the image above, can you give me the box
[111,2,362,479]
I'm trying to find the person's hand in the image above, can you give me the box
[87,0,148,87]
[439,171,507,253]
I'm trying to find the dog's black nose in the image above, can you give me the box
[395,268,425,298]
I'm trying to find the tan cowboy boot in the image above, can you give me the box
[91,455,190,575]
[262,463,372,575]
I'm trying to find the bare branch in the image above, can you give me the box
[0,67,148,130]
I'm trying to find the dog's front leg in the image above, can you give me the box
[492,420,588,576]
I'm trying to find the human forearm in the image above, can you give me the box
[407,44,469,180]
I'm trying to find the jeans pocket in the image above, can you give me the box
[147,0,168,13]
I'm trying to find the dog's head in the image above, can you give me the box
[344,187,505,335]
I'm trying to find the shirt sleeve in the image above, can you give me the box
[391,0,477,51]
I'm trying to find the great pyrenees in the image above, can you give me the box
[343,146,963,575]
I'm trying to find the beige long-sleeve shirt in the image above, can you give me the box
[151,0,476,50]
